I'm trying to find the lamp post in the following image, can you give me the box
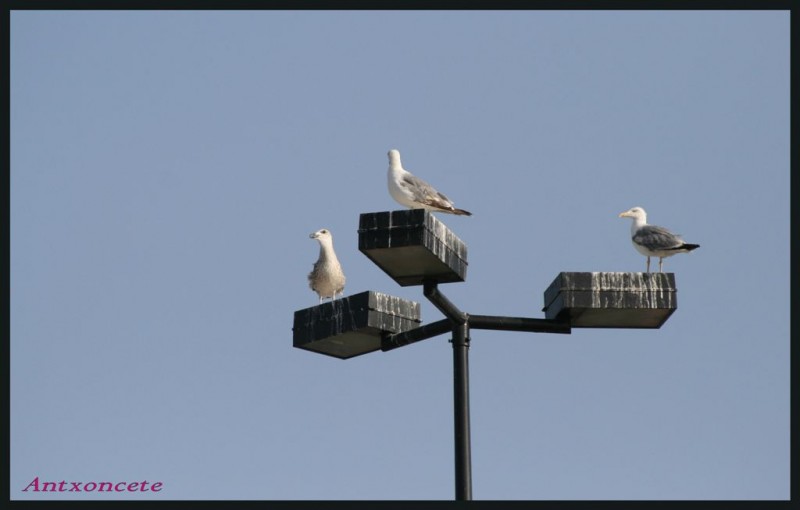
[293,209,679,500]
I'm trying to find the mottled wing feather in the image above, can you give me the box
[308,261,321,291]
[401,173,456,211]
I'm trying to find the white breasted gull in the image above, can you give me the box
[619,206,700,273]
[387,149,471,215]
[308,229,346,303]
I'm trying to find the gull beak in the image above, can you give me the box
[309,232,317,239]
[618,210,629,218]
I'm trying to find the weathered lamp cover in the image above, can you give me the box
[543,272,677,328]
[293,291,421,359]
[358,209,468,286]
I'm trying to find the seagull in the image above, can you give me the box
[619,206,700,273]
[387,149,472,215]
[308,229,346,303]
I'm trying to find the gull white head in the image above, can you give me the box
[310,228,333,243]
[619,206,649,240]
[618,206,647,222]
[387,149,402,168]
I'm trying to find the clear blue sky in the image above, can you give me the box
[10,10,789,500]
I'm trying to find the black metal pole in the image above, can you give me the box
[381,318,452,352]
[468,314,571,334]
[423,280,466,323]
[421,280,473,500]
[452,321,472,501]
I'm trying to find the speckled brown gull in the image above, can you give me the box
[308,229,346,303]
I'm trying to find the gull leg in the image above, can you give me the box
[646,256,651,273]
[659,258,664,272]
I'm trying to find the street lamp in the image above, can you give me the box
[292,209,679,500]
